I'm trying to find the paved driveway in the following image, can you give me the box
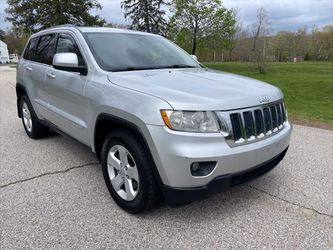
[1,66,332,249]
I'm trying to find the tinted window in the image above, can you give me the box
[56,34,85,66]
[35,34,56,65]
[23,37,39,61]
[83,33,200,72]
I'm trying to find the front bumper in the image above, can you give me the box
[146,121,292,188]
[162,147,288,206]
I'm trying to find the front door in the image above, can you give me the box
[44,33,89,144]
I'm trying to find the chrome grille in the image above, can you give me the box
[216,100,287,147]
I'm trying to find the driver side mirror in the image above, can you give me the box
[53,53,87,75]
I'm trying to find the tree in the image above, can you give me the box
[169,27,193,53]
[252,8,269,51]
[170,0,236,55]
[225,9,242,60]
[121,0,168,35]
[3,27,29,54]
[5,0,106,34]
[251,7,270,73]
[0,29,5,40]
[105,23,131,29]
[310,25,333,61]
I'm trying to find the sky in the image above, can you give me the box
[0,0,332,33]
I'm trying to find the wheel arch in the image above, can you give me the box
[16,83,27,118]
[93,113,165,190]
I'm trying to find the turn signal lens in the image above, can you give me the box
[161,110,172,129]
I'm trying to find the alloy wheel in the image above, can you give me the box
[107,145,140,201]
[22,102,32,133]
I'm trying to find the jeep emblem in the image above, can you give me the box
[259,97,270,103]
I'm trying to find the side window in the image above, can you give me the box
[23,37,39,61]
[56,34,85,66]
[35,34,56,65]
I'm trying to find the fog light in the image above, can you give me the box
[191,161,217,176]
[191,162,200,172]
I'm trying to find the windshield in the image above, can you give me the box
[83,32,201,72]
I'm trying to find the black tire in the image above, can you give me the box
[101,129,161,213]
[20,95,49,139]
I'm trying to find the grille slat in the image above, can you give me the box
[227,101,286,146]
[230,113,244,142]
[263,107,272,133]
[270,106,278,130]
[254,109,264,136]
[243,111,255,139]
[281,103,286,123]
[276,104,281,125]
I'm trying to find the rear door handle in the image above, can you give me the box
[25,66,32,71]
[47,73,55,79]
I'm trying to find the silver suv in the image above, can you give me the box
[16,26,292,213]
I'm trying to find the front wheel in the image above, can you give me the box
[101,129,161,213]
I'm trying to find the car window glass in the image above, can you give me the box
[23,37,39,61]
[35,34,56,65]
[83,33,200,71]
[56,35,85,66]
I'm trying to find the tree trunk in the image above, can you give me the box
[144,0,150,33]
[192,20,198,55]
[213,39,216,62]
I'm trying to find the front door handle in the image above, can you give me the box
[46,73,55,79]
[25,66,32,71]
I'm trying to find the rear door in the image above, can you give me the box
[20,36,50,118]
[32,33,57,117]
[44,33,89,144]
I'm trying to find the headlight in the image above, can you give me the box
[161,110,220,133]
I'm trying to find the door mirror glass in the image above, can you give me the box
[53,53,87,75]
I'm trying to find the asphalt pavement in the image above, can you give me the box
[1,66,332,249]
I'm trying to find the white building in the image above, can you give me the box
[0,40,9,64]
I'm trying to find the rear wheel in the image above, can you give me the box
[20,95,49,139]
[101,129,161,213]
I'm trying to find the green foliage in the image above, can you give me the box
[168,27,193,53]
[3,27,29,54]
[206,62,333,127]
[0,29,5,40]
[121,0,168,35]
[5,0,106,33]
[304,53,311,61]
[169,0,236,55]
[233,25,333,63]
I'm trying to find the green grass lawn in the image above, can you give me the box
[205,61,333,129]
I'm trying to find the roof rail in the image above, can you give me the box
[48,24,77,29]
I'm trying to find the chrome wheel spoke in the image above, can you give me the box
[107,152,121,170]
[127,166,139,182]
[124,179,135,200]
[118,147,129,165]
[111,174,124,191]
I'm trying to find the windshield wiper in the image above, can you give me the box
[112,66,161,72]
[111,65,199,72]
[165,64,198,69]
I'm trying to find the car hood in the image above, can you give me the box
[107,68,283,110]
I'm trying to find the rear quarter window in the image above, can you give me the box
[23,37,39,61]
